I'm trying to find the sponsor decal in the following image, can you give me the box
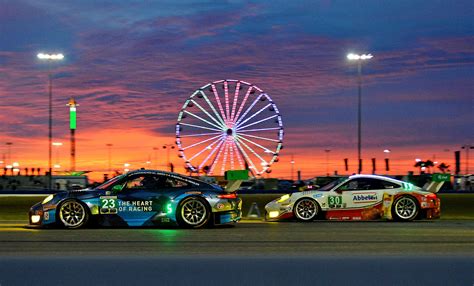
[44,211,50,221]
[161,217,170,223]
[313,193,323,198]
[216,203,225,209]
[353,192,378,203]
[100,196,153,213]
[118,200,153,212]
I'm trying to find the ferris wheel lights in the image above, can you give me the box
[177,80,283,176]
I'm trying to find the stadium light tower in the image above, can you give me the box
[347,53,373,174]
[37,52,64,189]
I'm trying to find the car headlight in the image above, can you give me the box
[277,194,290,203]
[42,194,54,204]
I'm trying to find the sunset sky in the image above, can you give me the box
[1,1,473,181]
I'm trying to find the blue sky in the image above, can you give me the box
[0,0,473,176]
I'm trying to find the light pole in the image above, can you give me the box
[461,145,473,174]
[5,142,13,166]
[384,149,391,174]
[347,53,373,174]
[162,144,175,172]
[290,154,295,181]
[324,149,331,176]
[52,142,62,169]
[37,52,64,189]
[106,144,113,174]
[153,147,159,169]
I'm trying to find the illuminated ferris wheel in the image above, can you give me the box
[176,80,283,176]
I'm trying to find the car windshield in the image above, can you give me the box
[318,177,347,192]
[96,174,126,190]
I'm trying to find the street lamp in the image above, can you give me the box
[290,154,295,181]
[383,149,391,174]
[52,142,62,170]
[324,149,331,176]
[162,144,175,172]
[347,53,373,174]
[37,52,64,189]
[106,144,113,174]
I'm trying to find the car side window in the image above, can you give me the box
[382,181,401,189]
[336,178,386,191]
[164,177,188,188]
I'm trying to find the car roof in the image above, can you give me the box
[348,174,407,185]
[126,169,205,186]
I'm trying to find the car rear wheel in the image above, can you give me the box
[392,196,419,221]
[58,199,89,228]
[293,198,319,221]
[177,197,211,228]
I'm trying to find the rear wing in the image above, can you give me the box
[422,181,445,193]
[224,170,249,193]
[422,173,451,193]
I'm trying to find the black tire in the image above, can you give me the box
[176,196,211,228]
[293,197,320,222]
[392,195,419,221]
[57,199,89,229]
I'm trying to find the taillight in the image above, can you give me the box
[426,193,437,199]
[218,193,237,199]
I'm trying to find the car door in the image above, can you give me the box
[115,174,162,226]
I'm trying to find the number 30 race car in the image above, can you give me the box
[29,169,242,229]
[265,175,440,222]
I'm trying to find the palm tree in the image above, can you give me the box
[414,160,434,174]
[437,162,450,173]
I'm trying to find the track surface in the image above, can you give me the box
[0,220,473,256]
[1,220,472,285]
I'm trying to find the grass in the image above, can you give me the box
[0,193,472,221]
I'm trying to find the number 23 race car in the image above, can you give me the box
[29,169,242,229]
[265,175,440,222]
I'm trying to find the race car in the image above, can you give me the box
[29,169,241,229]
[265,175,440,221]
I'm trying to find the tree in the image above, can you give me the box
[437,162,450,173]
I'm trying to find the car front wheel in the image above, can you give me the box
[392,196,419,221]
[293,198,319,221]
[58,199,89,228]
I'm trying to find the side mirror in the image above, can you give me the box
[111,185,123,193]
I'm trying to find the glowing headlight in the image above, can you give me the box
[42,194,54,204]
[31,215,41,223]
[277,194,290,203]
[269,211,280,218]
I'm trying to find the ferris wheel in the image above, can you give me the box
[176,79,283,176]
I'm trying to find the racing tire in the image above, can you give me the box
[392,195,419,221]
[293,198,320,222]
[57,199,89,229]
[176,196,211,229]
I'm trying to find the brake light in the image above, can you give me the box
[426,193,437,199]
[218,193,237,199]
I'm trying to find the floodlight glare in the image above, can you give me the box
[37,53,64,60]
[347,53,373,60]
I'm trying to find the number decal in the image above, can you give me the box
[100,196,118,214]
[328,196,342,208]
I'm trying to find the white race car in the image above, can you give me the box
[265,175,440,221]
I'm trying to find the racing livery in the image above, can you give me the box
[265,175,440,221]
[29,169,241,228]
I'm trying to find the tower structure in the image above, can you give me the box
[67,97,78,171]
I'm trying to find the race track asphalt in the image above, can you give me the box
[0,220,473,285]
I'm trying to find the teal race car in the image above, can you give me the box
[29,169,241,229]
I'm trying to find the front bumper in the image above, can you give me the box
[28,202,57,227]
[264,200,294,221]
